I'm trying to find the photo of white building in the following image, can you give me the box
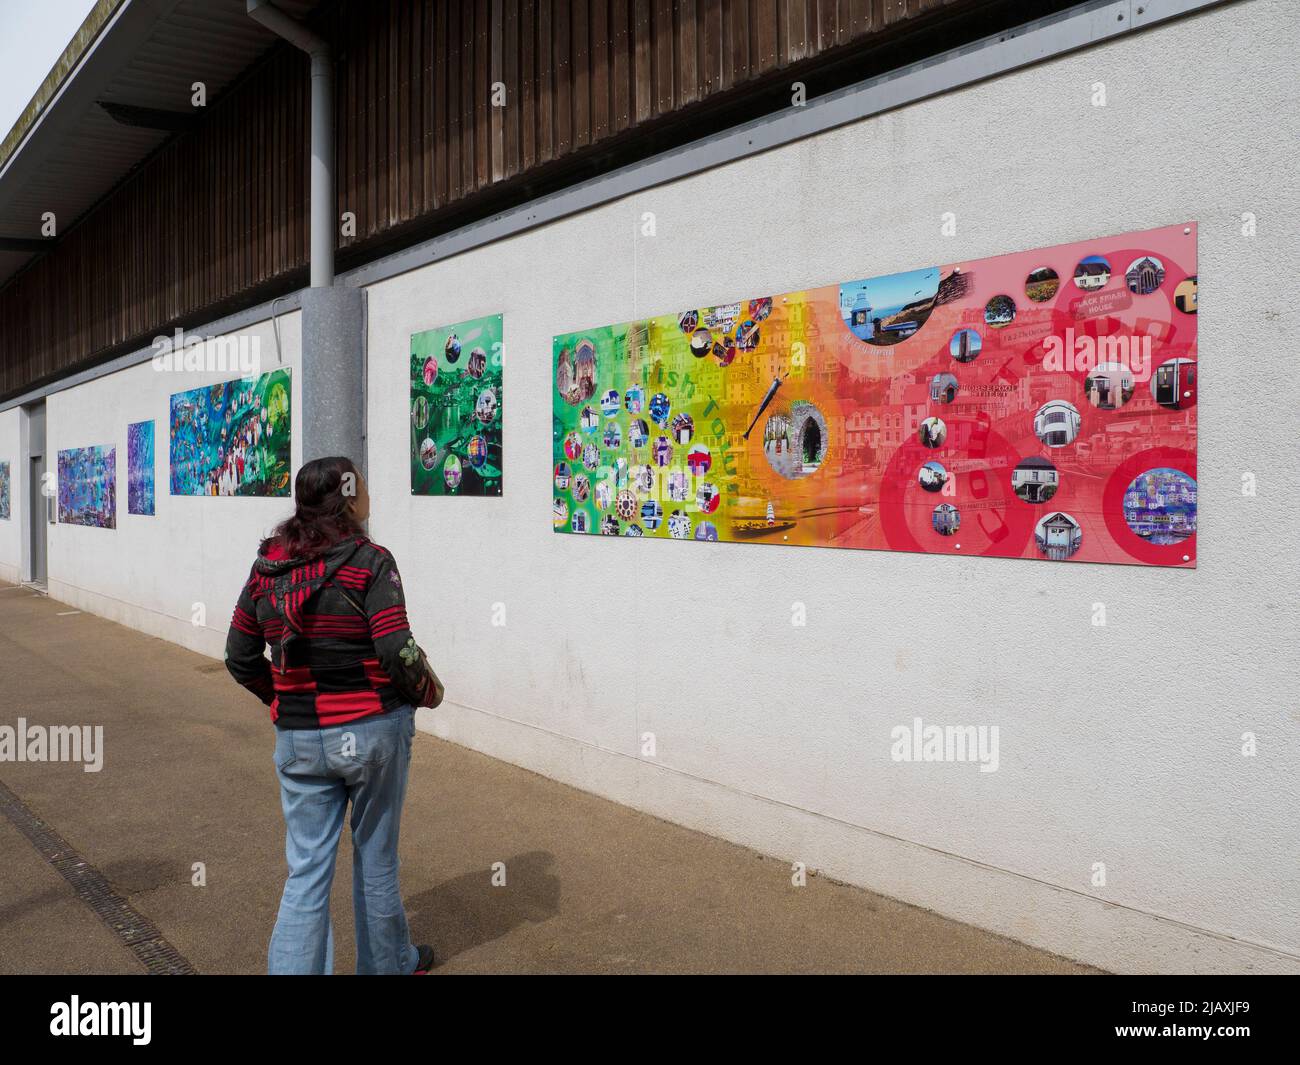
[1035,512,1083,560]
[1034,400,1081,447]
[1011,458,1059,504]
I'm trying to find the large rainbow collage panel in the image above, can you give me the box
[551,222,1197,566]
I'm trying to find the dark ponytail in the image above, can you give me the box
[263,456,365,559]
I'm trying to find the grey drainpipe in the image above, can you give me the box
[246,0,333,287]
[246,0,365,471]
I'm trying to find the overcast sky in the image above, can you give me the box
[0,0,100,142]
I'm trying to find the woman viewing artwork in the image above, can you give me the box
[225,456,444,975]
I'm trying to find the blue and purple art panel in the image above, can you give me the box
[169,369,291,496]
[127,420,155,516]
[58,445,116,529]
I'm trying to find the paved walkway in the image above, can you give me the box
[0,581,1097,974]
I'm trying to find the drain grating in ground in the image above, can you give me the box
[0,777,197,975]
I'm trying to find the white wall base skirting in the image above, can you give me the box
[416,699,1300,976]
[17,579,1300,974]
[45,581,227,660]
[0,563,19,584]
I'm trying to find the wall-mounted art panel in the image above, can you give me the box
[0,461,9,520]
[551,223,1197,566]
[58,445,116,528]
[127,420,155,516]
[410,314,503,496]
[169,369,292,497]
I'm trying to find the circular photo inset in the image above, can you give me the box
[623,523,644,538]
[690,328,713,358]
[612,458,629,488]
[572,474,590,503]
[919,417,947,449]
[1174,275,1197,314]
[571,511,589,534]
[1073,255,1111,291]
[640,500,663,530]
[1034,510,1082,560]
[648,392,671,427]
[1150,357,1197,411]
[668,510,692,539]
[412,395,429,430]
[562,431,582,460]
[616,489,638,519]
[1033,400,1080,448]
[555,346,574,398]
[1011,457,1058,504]
[930,372,958,404]
[840,269,940,345]
[949,328,981,363]
[594,481,612,511]
[677,310,699,333]
[736,319,760,351]
[694,521,719,542]
[696,482,721,514]
[422,356,438,387]
[1084,362,1136,410]
[553,462,571,491]
[444,334,462,363]
[1025,266,1060,303]
[467,347,487,379]
[932,503,960,536]
[581,443,599,471]
[1124,468,1196,545]
[763,404,828,479]
[1125,255,1166,295]
[687,444,712,477]
[632,464,655,495]
[552,497,569,527]
[666,470,690,502]
[603,423,622,449]
[625,384,645,413]
[652,435,674,468]
[918,461,947,493]
[443,454,463,489]
[556,340,596,405]
[629,419,650,448]
[713,336,737,367]
[580,405,600,431]
[601,389,621,417]
[419,437,438,471]
[671,412,695,445]
[600,515,620,536]
[984,295,1016,329]
[475,387,498,423]
[749,296,773,321]
[467,435,488,468]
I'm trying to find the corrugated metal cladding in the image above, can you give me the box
[0,0,976,400]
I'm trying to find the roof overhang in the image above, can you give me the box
[0,0,318,289]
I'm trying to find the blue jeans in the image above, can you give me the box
[268,706,420,974]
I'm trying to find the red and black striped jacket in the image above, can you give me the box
[225,536,440,729]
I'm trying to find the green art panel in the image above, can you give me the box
[410,314,503,496]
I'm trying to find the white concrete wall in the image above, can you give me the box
[42,314,301,656]
[0,407,20,582]
[363,0,1300,974]
[9,0,1295,975]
